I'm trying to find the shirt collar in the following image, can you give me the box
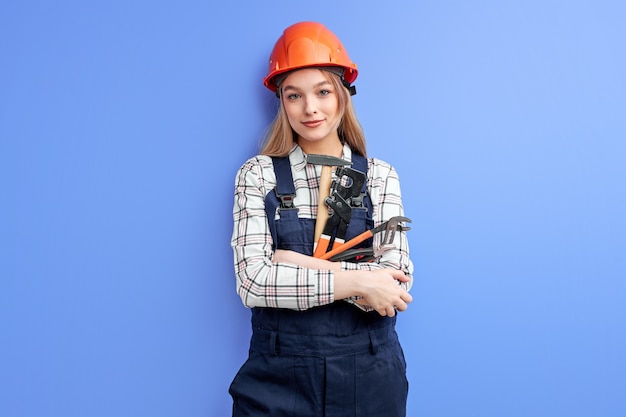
[290,143,353,172]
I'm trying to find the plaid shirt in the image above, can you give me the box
[231,144,413,311]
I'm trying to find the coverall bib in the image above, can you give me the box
[230,154,408,417]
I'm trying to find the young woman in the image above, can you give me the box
[229,21,414,417]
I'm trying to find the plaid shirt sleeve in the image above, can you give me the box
[231,156,334,310]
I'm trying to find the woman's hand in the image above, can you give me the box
[335,268,411,317]
[357,269,412,316]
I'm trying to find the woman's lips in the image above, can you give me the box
[302,120,323,128]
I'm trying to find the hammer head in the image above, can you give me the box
[306,154,350,166]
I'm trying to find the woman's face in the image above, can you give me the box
[281,68,342,151]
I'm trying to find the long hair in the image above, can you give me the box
[260,70,367,157]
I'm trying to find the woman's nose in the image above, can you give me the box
[304,98,317,115]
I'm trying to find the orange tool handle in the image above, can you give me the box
[313,235,332,258]
[313,234,343,258]
[319,230,373,260]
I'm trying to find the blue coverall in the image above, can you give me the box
[229,154,408,417]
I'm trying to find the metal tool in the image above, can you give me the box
[327,244,396,262]
[312,165,366,258]
[319,216,412,260]
[306,154,351,250]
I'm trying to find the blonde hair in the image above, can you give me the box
[260,70,367,157]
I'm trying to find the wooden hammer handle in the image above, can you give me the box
[314,165,332,246]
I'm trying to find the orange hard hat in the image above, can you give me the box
[263,21,358,94]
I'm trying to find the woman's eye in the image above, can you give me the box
[287,93,300,100]
[319,89,330,96]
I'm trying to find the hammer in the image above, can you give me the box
[306,154,350,250]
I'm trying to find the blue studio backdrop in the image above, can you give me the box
[1,1,625,416]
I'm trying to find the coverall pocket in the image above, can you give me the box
[229,352,297,417]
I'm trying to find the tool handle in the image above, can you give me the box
[313,235,331,258]
[313,165,332,245]
[320,230,373,260]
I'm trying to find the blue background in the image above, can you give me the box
[1,1,625,416]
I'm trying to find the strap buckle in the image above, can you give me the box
[276,191,297,209]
